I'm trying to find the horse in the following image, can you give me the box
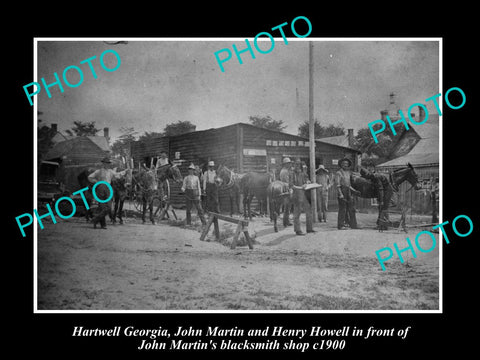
[351,163,420,230]
[76,168,96,222]
[267,180,291,232]
[132,167,158,224]
[154,163,183,218]
[239,171,273,220]
[111,168,133,224]
[215,164,243,216]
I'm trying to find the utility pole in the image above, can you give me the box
[309,41,317,222]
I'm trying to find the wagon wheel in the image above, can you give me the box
[132,186,143,212]
[154,179,171,220]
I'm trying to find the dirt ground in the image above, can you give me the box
[37,204,439,311]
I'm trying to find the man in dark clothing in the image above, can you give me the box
[335,157,360,230]
[360,164,392,229]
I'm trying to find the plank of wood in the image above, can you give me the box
[200,214,215,241]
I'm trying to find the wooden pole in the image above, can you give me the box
[309,41,317,222]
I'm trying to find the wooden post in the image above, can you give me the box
[237,124,244,173]
[308,41,317,222]
[199,212,252,249]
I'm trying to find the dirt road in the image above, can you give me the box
[37,210,439,311]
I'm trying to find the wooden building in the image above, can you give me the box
[42,131,111,192]
[131,123,361,212]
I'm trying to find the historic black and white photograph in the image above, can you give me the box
[34,39,440,311]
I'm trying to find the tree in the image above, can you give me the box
[297,120,345,139]
[37,112,56,162]
[110,127,138,158]
[65,121,100,137]
[249,115,286,132]
[354,125,395,163]
[163,120,196,137]
[137,131,164,141]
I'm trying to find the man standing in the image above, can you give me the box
[289,158,314,235]
[156,151,171,168]
[203,160,219,213]
[87,157,129,229]
[182,163,206,226]
[335,157,359,230]
[315,165,330,222]
[279,157,293,227]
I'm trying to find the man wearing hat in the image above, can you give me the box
[182,163,206,225]
[315,165,331,222]
[279,157,293,226]
[87,157,129,229]
[289,158,314,235]
[203,160,219,213]
[334,157,359,230]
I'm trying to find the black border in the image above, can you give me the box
[7,7,478,357]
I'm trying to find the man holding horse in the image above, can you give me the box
[335,157,360,230]
[182,163,207,226]
[87,157,130,229]
[289,158,314,235]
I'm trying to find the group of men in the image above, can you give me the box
[86,151,362,234]
[180,160,221,226]
[278,156,360,235]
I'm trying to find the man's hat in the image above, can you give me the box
[208,161,215,166]
[315,164,329,173]
[101,157,112,164]
[294,158,302,164]
[188,163,195,170]
[339,157,352,166]
[282,157,291,164]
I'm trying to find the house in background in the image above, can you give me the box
[40,127,111,193]
[377,105,440,214]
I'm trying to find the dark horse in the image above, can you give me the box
[267,180,291,232]
[215,164,243,216]
[154,163,183,218]
[77,167,96,222]
[111,168,133,224]
[239,171,272,220]
[351,163,420,230]
[132,167,158,224]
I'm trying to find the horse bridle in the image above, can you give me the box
[390,167,418,193]
[218,165,236,189]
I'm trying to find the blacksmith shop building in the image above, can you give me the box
[131,122,361,211]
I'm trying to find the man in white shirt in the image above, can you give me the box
[182,163,206,225]
[203,161,219,213]
[87,157,128,229]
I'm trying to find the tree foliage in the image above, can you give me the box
[163,120,196,137]
[249,115,286,132]
[353,123,402,164]
[65,121,100,137]
[110,127,138,158]
[297,120,345,139]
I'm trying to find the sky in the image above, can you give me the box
[36,39,440,142]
